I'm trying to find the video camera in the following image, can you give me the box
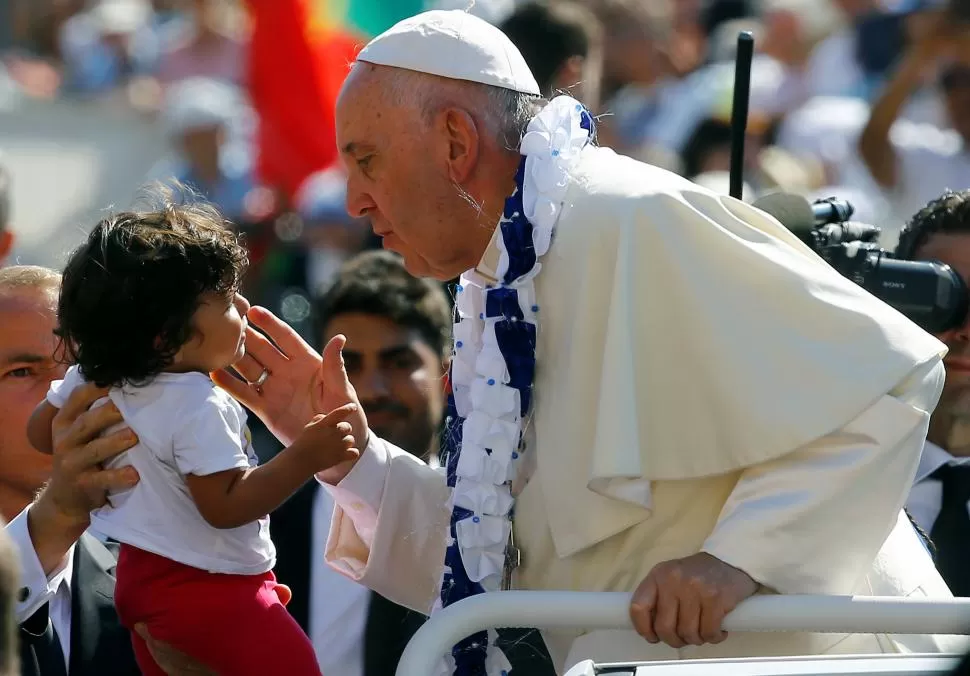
[754,193,969,335]
[725,29,968,335]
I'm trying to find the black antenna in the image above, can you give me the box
[729,31,755,200]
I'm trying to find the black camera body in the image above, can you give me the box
[807,198,968,335]
[950,0,970,22]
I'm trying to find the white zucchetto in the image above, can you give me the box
[356,10,541,96]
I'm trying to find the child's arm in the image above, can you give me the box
[185,404,360,530]
[27,401,58,454]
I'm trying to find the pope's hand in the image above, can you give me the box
[211,307,369,468]
[629,552,760,648]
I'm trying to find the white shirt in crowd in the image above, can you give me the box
[906,440,970,534]
[310,487,369,676]
[49,366,275,575]
[310,447,440,675]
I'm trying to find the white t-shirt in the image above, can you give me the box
[48,366,275,575]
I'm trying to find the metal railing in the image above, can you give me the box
[395,592,970,676]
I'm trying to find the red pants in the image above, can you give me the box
[115,544,321,675]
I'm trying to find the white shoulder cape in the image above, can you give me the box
[526,146,946,557]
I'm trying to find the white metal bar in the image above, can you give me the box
[563,655,961,676]
[395,592,970,676]
[623,654,962,676]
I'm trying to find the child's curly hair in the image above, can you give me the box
[57,184,249,388]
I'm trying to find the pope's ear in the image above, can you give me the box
[439,107,480,184]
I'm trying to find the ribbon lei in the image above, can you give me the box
[435,96,595,676]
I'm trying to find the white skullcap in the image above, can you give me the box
[356,10,541,95]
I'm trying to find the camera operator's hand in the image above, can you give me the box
[908,10,970,70]
[861,7,970,188]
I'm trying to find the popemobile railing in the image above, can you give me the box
[395,592,970,676]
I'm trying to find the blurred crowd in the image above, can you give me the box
[4,0,970,288]
[3,0,970,315]
[497,0,970,250]
[2,0,383,348]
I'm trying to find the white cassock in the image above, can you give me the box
[321,142,969,671]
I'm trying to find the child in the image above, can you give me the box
[27,194,358,675]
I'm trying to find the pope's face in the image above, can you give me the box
[335,65,487,281]
[915,232,970,390]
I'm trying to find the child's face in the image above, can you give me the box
[176,291,250,373]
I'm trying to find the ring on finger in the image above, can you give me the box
[253,368,270,392]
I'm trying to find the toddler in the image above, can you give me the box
[27,196,358,675]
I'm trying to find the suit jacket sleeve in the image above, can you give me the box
[322,436,452,615]
[702,358,943,595]
[5,505,72,623]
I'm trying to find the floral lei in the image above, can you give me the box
[436,96,595,676]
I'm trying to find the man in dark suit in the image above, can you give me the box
[16,534,136,676]
[0,266,139,676]
[271,250,555,676]
[897,191,970,596]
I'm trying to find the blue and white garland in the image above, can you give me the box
[435,96,595,676]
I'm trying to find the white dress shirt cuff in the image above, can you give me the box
[5,504,72,623]
[318,434,389,541]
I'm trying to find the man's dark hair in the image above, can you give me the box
[896,189,970,260]
[0,526,18,676]
[315,250,452,358]
[499,1,600,95]
[681,118,733,178]
[57,185,249,387]
[0,163,10,232]
[701,0,758,36]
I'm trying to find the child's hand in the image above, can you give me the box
[294,403,361,472]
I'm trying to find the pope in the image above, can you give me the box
[220,9,962,672]
[47,8,966,676]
